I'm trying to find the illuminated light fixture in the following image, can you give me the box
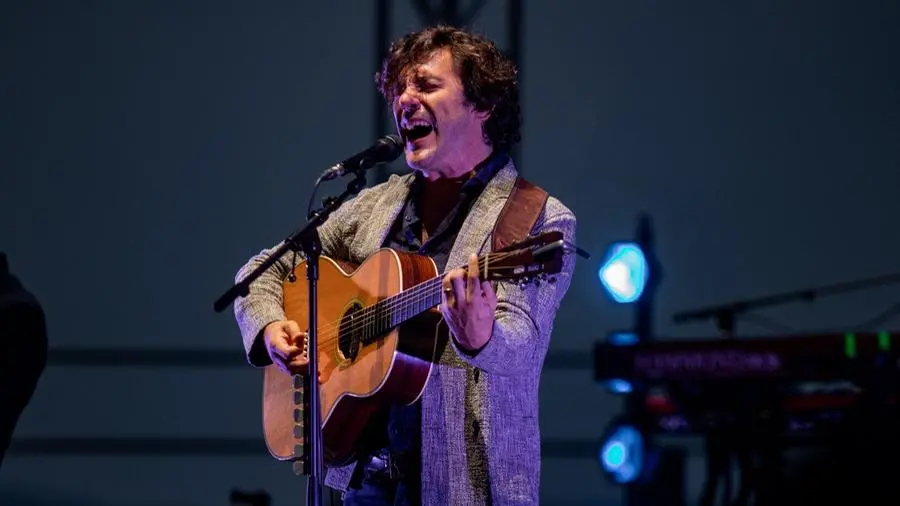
[598,424,645,484]
[603,332,638,393]
[598,243,649,303]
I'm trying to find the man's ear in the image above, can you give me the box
[474,106,493,122]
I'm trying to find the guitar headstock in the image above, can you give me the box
[474,231,575,289]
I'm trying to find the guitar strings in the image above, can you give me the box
[307,266,520,350]
[317,252,528,341]
[295,252,523,349]
[304,253,511,345]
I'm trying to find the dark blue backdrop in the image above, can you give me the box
[2,1,898,504]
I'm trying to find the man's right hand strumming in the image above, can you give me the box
[263,320,319,381]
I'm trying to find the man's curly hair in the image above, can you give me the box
[375,25,522,152]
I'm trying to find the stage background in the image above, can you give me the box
[2,0,898,504]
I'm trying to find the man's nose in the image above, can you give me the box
[397,88,420,113]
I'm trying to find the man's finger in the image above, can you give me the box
[440,277,455,318]
[272,334,300,359]
[450,275,466,307]
[481,280,497,307]
[284,320,304,341]
[443,270,461,306]
[467,254,480,303]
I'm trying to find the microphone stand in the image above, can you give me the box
[214,170,370,506]
[671,272,900,329]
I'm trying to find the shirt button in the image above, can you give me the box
[405,216,411,222]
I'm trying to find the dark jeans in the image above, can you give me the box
[344,403,421,505]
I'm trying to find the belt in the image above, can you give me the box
[363,449,413,481]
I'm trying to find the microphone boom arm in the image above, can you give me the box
[672,272,900,331]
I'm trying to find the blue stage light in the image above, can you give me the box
[606,379,633,394]
[599,425,644,484]
[608,331,638,346]
[603,332,638,394]
[598,243,649,303]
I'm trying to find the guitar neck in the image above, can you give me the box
[353,242,557,346]
[358,277,444,345]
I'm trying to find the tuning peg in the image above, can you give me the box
[564,241,592,259]
[513,274,559,289]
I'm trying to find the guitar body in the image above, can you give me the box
[262,248,446,467]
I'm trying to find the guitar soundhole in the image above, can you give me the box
[338,301,365,362]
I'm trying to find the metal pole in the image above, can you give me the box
[373,0,392,185]
[508,0,522,174]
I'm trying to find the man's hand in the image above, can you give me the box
[263,320,320,381]
[441,254,497,352]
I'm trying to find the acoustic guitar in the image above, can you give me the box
[261,231,568,469]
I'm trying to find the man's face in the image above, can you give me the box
[393,49,490,178]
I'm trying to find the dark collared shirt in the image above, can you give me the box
[383,151,509,273]
[378,150,508,459]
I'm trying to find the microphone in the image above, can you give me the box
[319,134,403,181]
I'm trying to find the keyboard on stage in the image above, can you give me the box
[594,332,900,436]
[594,332,899,382]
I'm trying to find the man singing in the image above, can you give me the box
[233,25,577,505]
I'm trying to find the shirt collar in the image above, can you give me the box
[411,149,509,196]
[463,150,509,194]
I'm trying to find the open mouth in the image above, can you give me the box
[401,123,434,142]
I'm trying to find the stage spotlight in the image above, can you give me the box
[602,331,638,394]
[598,424,645,484]
[598,243,648,303]
[606,379,633,394]
[609,331,638,346]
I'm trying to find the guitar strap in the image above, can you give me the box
[491,176,550,252]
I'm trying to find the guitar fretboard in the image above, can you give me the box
[354,277,445,346]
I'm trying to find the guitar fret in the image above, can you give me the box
[363,307,370,344]
[403,292,409,322]
[402,293,406,323]
[352,277,454,346]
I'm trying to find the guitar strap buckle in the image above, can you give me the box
[365,449,408,481]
